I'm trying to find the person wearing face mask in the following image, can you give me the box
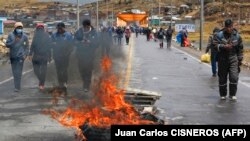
[213,19,244,101]
[5,22,29,92]
[51,22,74,91]
[74,19,98,92]
[28,23,52,91]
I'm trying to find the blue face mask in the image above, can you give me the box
[16,29,23,34]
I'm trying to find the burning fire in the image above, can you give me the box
[44,56,153,140]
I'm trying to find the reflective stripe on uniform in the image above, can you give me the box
[219,84,227,87]
[230,82,238,85]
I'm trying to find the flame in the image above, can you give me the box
[44,56,153,140]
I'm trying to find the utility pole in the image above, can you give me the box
[77,0,79,29]
[112,4,114,26]
[170,0,173,27]
[106,0,109,26]
[200,0,204,51]
[158,0,161,27]
[97,1,99,30]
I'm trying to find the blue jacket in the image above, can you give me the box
[6,31,29,60]
[51,31,74,59]
[74,27,98,59]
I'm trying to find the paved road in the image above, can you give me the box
[0,34,250,141]
[129,34,250,124]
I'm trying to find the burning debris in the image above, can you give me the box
[44,56,164,141]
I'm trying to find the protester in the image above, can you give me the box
[74,19,98,92]
[29,23,52,91]
[181,27,188,47]
[166,26,174,48]
[124,27,131,45]
[51,22,74,91]
[100,26,112,57]
[205,27,220,77]
[6,22,29,92]
[157,28,165,48]
[116,27,123,45]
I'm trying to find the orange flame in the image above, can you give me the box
[44,56,153,140]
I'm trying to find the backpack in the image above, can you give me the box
[166,29,173,36]
[158,31,164,38]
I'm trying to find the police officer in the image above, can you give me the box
[213,19,244,101]
[74,19,98,92]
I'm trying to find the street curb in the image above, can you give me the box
[171,39,250,69]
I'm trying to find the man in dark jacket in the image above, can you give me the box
[205,27,220,77]
[213,19,244,101]
[116,27,123,45]
[6,22,29,92]
[166,26,174,48]
[51,22,74,90]
[157,28,165,48]
[28,23,52,91]
[181,27,188,47]
[100,26,112,57]
[74,19,98,92]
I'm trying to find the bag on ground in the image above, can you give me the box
[200,53,211,63]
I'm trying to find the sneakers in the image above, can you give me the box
[39,85,45,91]
[229,96,237,101]
[84,88,89,92]
[220,96,226,100]
[220,96,237,101]
[212,74,217,77]
[14,88,20,93]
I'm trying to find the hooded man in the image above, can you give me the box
[166,26,174,48]
[29,23,52,91]
[6,22,29,92]
[74,19,98,92]
[213,19,244,101]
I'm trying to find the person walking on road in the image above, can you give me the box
[100,26,112,57]
[124,27,131,45]
[205,27,220,77]
[6,22,29,92]
[180,27,188,47]
[145,27,151,41]
[74,19,98,92]
[157,28,165,48]
[28,23,52,91]
[116,27,123,45]
[166,26,174,48]
[135,27,139,38]
[213,19,244,101]
[51,22,74,91]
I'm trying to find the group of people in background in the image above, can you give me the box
[142,26,174,49]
